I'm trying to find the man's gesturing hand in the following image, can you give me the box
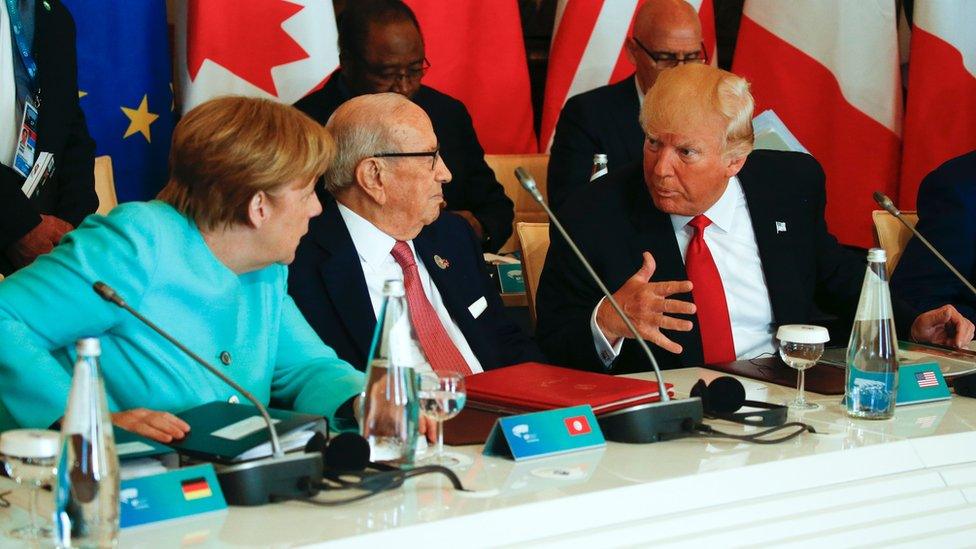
[595,251,695,353]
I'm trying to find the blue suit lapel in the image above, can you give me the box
[313,194,377,367]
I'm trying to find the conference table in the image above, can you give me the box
[3,366,976,547]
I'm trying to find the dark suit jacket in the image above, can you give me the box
[536,150,920,374]
[0,0,97,271]
[892,150,976,323]
[547,75,644,213]
[294,72,514,253]
[288,191,544,372]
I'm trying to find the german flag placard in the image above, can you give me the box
[180,477,213,501]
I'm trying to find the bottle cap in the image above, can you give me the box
[75,337,101,357]
[776,324,830,344]
[0,429,60,458]
[593,153,607,163]
[382,279,405,297]
[867,247,887,263]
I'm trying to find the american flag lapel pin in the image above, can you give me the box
[775,221,787,234]
[434,254,450,269]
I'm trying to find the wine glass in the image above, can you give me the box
[777,325,829,410]
[417,371,466,466]
[0,429,60,540]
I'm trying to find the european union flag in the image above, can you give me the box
[63,0,174,202]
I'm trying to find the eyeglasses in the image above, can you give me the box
[632,37,708,68]
[372,147,441,170]
[360,57,431,88]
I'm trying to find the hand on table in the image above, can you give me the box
[113,408,190,443]
[911,304,975,348]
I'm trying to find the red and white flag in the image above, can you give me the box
[898,1,976,207]
[733,1,902,248]
[564,415,592,436]
[174,0,339,113]
[538,0,717,151]
[405,0,537,154]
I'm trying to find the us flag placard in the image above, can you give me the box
[915,371,939,389]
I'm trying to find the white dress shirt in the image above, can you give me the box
[0,4,19,166]
[337,203,484,374]
[591,176,777,365]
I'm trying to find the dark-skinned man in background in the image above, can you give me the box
[295,0,514,253]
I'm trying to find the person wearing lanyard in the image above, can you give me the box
[0,0,96,275]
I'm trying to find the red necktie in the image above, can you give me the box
[685,215,736,364]
[390,241,472,376]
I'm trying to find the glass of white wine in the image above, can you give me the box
[777,325,830,411]
[417,371,466,466]
[0,429,60,540]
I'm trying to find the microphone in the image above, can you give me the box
[93,281,323,506]
[872,192,976,299]
[514,168,702,442]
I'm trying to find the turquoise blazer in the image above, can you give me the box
[0,201,364,431]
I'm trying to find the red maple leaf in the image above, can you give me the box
[187,0,309,96]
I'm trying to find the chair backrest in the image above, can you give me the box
[94,155,117,215]
[484,154,549,253]
[871,209,918,273]
[516,222,550,326]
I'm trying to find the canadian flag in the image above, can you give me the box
[405,1,537,154]
[538,0,717,151]
[733,1,903,248]
[898,1,976,207]
[174,0,339,113]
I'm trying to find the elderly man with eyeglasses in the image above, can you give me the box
[288,92,544,376]
[547,0,708,213]
[294,0,514,254]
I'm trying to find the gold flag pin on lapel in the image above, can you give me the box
[434,255,450,269]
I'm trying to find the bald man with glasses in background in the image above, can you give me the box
[547,0,707,212]
[295,0,514,253]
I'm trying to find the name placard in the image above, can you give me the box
[483,405,606,461]
[896,362,951,406]
[121,464,227,528]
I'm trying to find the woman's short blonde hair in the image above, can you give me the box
[640,64,754,160]
[158,96,333,230]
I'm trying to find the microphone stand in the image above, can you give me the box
[93,281,323,505]
[873,191,976,299]
[515,168,702,442]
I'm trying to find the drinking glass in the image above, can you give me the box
[777,325,830,410]
[417,371,466,466]
[0,429,60,540]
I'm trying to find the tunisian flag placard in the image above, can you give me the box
[733,0,902,248]
[538,0,717,151]
[899,1,976,207]
[174,0,339,113]
[404,0,537,154]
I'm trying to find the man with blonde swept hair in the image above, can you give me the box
[536,64,973,373]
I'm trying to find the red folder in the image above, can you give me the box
[445,362,673,445]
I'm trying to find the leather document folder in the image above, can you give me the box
[705,357,846,395]
[168,401,326,464]
[445,362,673,445]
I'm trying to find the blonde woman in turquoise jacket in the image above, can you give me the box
[0,97,365,442]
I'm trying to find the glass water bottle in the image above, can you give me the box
[54,338,120,547]
[845,248,898,419]
[360,280,424,465]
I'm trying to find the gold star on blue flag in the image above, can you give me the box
[64,1,174,202]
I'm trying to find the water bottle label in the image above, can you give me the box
[846,365,896,414]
